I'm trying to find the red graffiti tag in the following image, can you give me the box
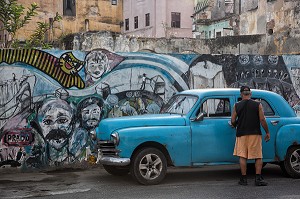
[3,128,34,147]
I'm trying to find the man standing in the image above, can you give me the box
[231,86,271,186]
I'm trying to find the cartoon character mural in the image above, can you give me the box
[84,49,125,87]
[1,49,300,170]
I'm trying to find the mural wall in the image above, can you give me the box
[1,49,300,170]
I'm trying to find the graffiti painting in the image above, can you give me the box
[1,49,300,170]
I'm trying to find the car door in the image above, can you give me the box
[190,96,238,165]
[240,95,280,162]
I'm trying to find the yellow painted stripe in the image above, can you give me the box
[30,49,36,66]
[79,80,84,89]
[29,49,37,65]
[45,56,53,74]
[6,49,11,64]
[32,50,41,67]
[70,75,74,86]
[25,49,31,63]
[4,49,7,62]
[12,49,16,63]
[7,49,11,64]
[15,49,20,62]
[42,54,50,71]
[57,65,64,79]
[61,74,67,87]
[52,63,60,78]
[21,49,26,62]
[39,53,47,71]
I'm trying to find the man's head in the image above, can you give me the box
[240,86,251,98]
[37,98,74,149]
[77,97,103,130]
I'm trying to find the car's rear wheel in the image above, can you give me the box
[130,147,167,185]
[103,165,130,176]
[283,146,300,178]
[279,162,290,177]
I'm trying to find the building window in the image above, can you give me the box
[216,32,221,37]
[171,12,180,28]
[49,18,54,29]
[145,13,150,26]
[63,0,76,16]
[134,16,138,29]
[125,18,129,31]
[85,19,89,31]
[111,0,117,5]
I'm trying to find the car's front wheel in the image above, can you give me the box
[283,146,300,178]
[103,165,130,176]
[130,147,167,185]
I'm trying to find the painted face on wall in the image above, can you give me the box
[38,98,73,150]
[81,103,102,130]
[77,97,103,130]
[85,51,109,80]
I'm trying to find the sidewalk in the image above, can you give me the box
[0,163,103,182]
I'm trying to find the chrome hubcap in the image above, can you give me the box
[139,154,162,180]
[290,149,300,173]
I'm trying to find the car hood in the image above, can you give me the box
[96,114,187,138]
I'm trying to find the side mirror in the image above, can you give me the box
[191,112,204,122]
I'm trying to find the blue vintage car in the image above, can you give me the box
[96,88,300,185]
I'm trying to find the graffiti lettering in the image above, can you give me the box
[3,129,34,147]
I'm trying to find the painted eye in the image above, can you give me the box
[57,118,69,124]
[92,109,100,114]
[43,119,53,125]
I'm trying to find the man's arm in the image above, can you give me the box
[259,103,271,142]
[230,104,237,128]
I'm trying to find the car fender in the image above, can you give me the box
[116,126,192,166]
[276,124,300,161]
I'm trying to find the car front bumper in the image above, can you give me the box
[98,156,130,166]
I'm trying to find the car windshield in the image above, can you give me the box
[160,94,198,115]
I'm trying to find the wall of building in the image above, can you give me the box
[1,48,300,170]
[123,0,193,38]
[14,0,123,42]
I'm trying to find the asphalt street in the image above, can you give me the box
[1,164,300,199]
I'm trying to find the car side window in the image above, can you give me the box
[237,98,275,116]
[257,99,275,116]
[200,98,231,117]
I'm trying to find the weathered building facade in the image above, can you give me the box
[122,0,194,38]
[191,0,238,39]
[12,0,123,43]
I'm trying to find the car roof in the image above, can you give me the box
[179,88,274,96]
[179,88,296,117]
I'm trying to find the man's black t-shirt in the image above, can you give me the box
[235,99,262,137]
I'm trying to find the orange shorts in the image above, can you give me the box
[233,135,262,159]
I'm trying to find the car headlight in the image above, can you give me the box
[111,132,120,146]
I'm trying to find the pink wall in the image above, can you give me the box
[123,0,193,38]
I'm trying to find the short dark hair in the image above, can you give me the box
[240,86,251,95]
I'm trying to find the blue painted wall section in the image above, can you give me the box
[0,49,299,170]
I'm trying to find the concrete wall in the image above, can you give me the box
[72,30,300,55]
[72,31,266,54]
[1,49,300,170]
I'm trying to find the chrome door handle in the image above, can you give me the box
[270,120,279,126]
